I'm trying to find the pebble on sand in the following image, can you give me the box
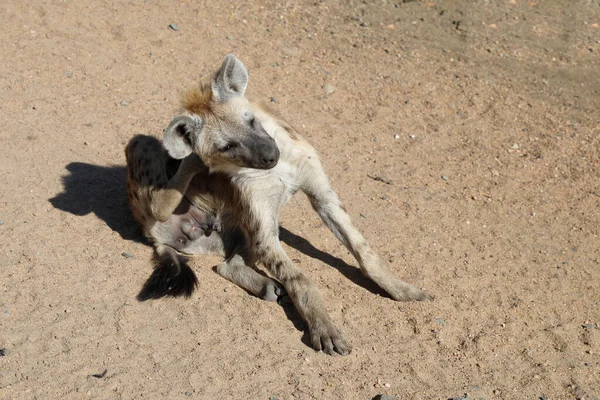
[121,252,135,259]
[372,395,398,400]
[168,23,179,31]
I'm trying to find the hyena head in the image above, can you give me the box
[162,54,280,173]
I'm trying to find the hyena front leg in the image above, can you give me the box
[301,160,432,302]
[246,210,351,355]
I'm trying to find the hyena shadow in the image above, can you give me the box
[49,162,386,342]
[49,162,146,243]
[278,227,388,298]
[49,162,388,298]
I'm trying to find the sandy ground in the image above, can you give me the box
[1,1,600,399]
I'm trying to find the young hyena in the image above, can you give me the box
[125,54,432,355]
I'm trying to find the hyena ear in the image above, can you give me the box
[162,115,203,159]
[211,54,248,102]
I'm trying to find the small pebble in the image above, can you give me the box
[121,252,135,259]
[32,106,37,110]
[168,23,179,31]
[91,369,107,378]
[0,348,8,357]
[441,175,449,182]
[120,100,128,106]
[226,35,233,40]
[373,395,398,400]
[511,143,520,149]
[270,97,277,103]
[384,383,391,388]
[323,84,335,94]
[64,71,73,78]
[448,395,470,400]
[394,134,400,139]
[408,134,416,139]
[584,322,596,331]
[0,220,4,225]
[434,317,446,326]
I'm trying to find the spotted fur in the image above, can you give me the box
[125,54,432,355]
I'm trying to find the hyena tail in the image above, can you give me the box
[137,245,199,301]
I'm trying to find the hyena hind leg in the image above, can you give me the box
[216,253,287,302]
[301,163,432,302]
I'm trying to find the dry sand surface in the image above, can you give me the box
[1,1,600,399]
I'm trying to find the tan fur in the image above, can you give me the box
[182,83,213,117]
[125,55,432,355]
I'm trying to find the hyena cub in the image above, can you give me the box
[125,54,431,355]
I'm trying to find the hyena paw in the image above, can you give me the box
[261,279,287,303]
[386,279,433,301]
[309,319,351,356]
[199,219,222,237]
[181,153,205,171]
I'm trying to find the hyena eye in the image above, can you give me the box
[220,143,237,152]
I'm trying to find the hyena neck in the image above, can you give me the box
[207,163,243,177]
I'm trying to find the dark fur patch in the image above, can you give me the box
[137,247,198,301]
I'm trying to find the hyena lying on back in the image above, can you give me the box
[125,54,431,355]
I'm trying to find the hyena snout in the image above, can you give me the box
[245,134,279,169]
[258,141,279,168]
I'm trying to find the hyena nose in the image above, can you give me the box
[261,146,280,168]
[262,155,276,165]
